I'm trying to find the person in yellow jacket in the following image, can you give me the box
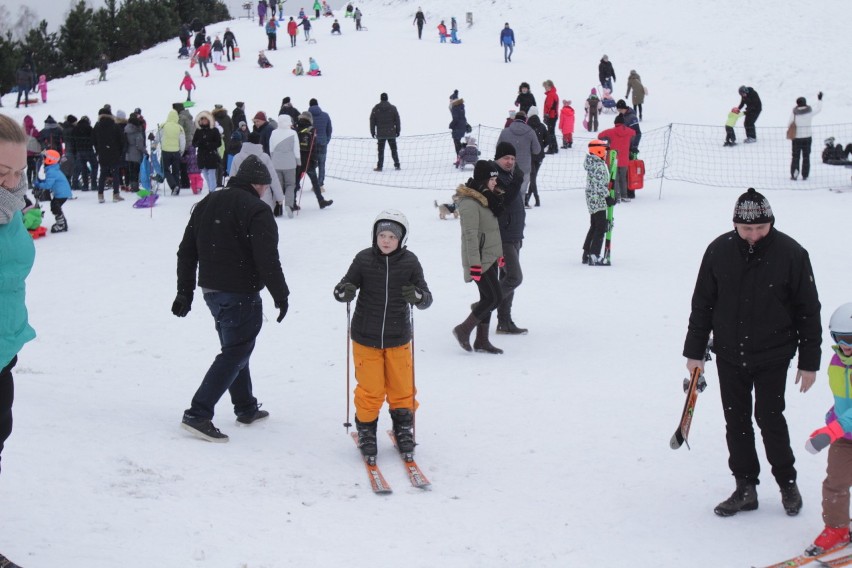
[157,109,185,194]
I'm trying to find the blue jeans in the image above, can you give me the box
[186,292,263,420]
[201,168,218,192]
[503,43,513,61]
[315,143,327,187]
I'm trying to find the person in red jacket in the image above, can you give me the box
[287,17,298,47]
[559,99,575,149]
[179,71,196,102]
[195,40,211,77]
[542,80,560,154]
[598,114,635,202]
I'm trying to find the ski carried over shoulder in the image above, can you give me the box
[350,432,392,494]
[387,430,431,489]
[753,543,851,568]
[670,339,713,450]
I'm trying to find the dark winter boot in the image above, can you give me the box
[714,479,758,517]
[452,313,479,352]
[473,323,503,354]
[780,482,803,516]
[0,552,22,568]
[389,408,416,456]
[50,215,68,233]
[496,318,528,335]
[355,417,378,459]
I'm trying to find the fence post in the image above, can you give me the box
[658,123,673,199]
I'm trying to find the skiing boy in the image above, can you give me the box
[582,140,613,266]
[724,107,742,147]
[803,303,852,555]
[333,211,433,460]
[32,150,72,232]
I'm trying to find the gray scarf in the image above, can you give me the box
[0,174,28,225]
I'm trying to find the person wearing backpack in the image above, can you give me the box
[585,88,602,132]
[788,92,823,181]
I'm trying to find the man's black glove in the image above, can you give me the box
[334,283,357,302]
[605,196,616,207]
[818,91,823,101]
[401,284,423,305]
[275,298,289,322]
[171,292,193,317]
[273,202,283,217]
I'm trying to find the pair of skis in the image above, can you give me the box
[670,339,713,450]
[351,431,431,494]
[754,543,852,568]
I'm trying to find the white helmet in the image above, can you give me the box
[829,303,852,336]
[372,209,409,248]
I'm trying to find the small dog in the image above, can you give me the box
[434,199,459,220]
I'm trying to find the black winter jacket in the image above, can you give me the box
[70,119,94,154]
[598,59,616,84]
[738,89,763,114]
[683,228,821,371]
[192,125,222,169]
[92,115,125,167]
[370,101,401,140]
[337,245,432,349]
[176,178,289,304]
[514,92,536,114]
[496,164,525,242]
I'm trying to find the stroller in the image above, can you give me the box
[178,46,190,59]
[600,87,617,113]
[134,137,165,208]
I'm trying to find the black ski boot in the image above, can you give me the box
[355,417,378,461]
[780,481,803,516]
[714,479,758,517]
[473,322,503,354]
[390,408,416,457]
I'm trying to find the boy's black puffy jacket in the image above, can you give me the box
[337,246,432,349]
[683,228,821,371]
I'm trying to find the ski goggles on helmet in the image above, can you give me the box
[831,332,852,347]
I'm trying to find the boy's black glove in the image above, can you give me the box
[605,196,616,207]
[401,284,423,305]
[818,91,823,101]
[334,283,357,302]
[171,292,193,317]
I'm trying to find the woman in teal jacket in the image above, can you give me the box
[0,113,37,480]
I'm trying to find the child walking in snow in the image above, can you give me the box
[179,71,196,102]
[32,150,72,232]
[724,107,742,146]
[803,303,852,555]
[582,140,614,266]
[559,99,575,148]
[37,75,48,103]
[333,211,432,462]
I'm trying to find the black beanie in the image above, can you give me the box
[616,99,628,110]
[282,97,290,105]
[494,141,516,160]
[235,155,272,185]
[380,92,388,101]
[172,102,184,112]
[473,160,498,182]
[309,98,318,107]
[796,96,807,107]
[733,187,774,225]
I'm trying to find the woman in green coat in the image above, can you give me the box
[0,113,37,480]
[452,160,505,354]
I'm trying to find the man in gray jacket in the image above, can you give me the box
[496,111,540,200]
[268,115,300,216]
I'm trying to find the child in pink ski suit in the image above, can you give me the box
[37,75,48,103]
[179,71,196,102]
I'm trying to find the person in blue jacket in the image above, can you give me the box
[33,149,72,232]
[500,23,515,63]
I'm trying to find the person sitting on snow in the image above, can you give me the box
[293,60,305,75]
[331,19,342,34]
[306,57,321,76]
[258,50,273,68]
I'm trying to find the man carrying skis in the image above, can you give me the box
[683,188,822,517]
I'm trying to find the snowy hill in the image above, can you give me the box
[1,1,851,567]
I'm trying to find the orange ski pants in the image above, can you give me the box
[353,341,418,422]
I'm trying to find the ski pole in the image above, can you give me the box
[343,301,352,431]
[410,304,417,441]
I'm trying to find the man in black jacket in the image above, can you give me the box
[738,86,762,143]
[173,155,290,443]
[683,188,821,518]
[369,92,401,171]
